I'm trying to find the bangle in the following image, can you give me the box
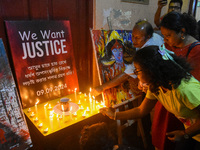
[114,112,117,120]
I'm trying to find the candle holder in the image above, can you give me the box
[27,108,31,113]
[47,104,52,110]
[73,112,77,117]
[30,112,35,118]
[80,105,84,111]
[43,128,48,133]
[78,100,81,105]
[38,123,43,128]
[34,117,39,122]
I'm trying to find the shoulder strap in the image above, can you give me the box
[186,41,200,58]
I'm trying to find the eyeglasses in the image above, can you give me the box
[133,69,142,75]
[169,6,180,10]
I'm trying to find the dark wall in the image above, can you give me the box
[0,0,93,93]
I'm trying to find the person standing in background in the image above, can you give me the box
[154,0,183,29]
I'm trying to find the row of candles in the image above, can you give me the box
[28,88,106,134]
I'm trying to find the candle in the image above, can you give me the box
[27,108,31,113]
[92,96,96,112]
[80,105,84,111]
[43,128,48,133]
[82,110,86,118]
[57,114,60,128]
[44,103,48,119]
[78,100,81,105]
[86,107,90,112]
[49,115,53,131]
[89,97,92,113]
[89,88,91,99]
[35,99,39,115]
[70,106,73,120]
[59,115,63,120]
[38,123,43,128]
[48,104,52,110]
[30,112,35,118]
[74,88,77,102]
[34,117,38,122]
[73,112,77,117]
[61,105,65,123]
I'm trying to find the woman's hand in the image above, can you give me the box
[100,107,115,120]
[91,86,103,97]
[166,130,185,142]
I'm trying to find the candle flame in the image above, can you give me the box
[75,88,77,91]
[89,88,91,92]
[70,106,72,111]
[86,107,90,111]
[44,103,48,107]
[61,105,64,111]
[83,110,86,116]
[92,96,95,99]
[35,99,39,105]
[38,123,43,127]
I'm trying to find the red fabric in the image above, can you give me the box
[152,102,184,150]
[152,42,200,150]
[165,42,200,81]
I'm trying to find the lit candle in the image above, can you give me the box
[34,117,38,122]
[82,110,86,118]
[43,128,48,133]
[27,108,31,113]
[78,100,81,105]
[57,114,60,128]
[89,88,91,99]
[61,105,65,123]
[70,106,73,120]
[89,97,92,113]
[74,88,77,102]
[92,96,96,112]
[49,113,53,131]
[48,104,52,110]
[73,112,77,117]
[35,99,39,115]
[80,105,84,111]
[38,123,43,128]
[86,107,90,112]
[44,103,48,119]
[30,112,35,118]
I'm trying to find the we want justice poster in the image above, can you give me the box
[5,20,79,108]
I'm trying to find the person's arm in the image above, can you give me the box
[100,97,157,120]
[91,72,129,96]
[167,105,200,141]
[154,0,167,28]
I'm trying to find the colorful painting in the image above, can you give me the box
[5,20,79,108]
[91,30,139,107]
[0,39,32,149]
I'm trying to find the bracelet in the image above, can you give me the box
[114,111,117,120]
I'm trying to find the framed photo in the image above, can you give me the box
[121,0,149,5]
